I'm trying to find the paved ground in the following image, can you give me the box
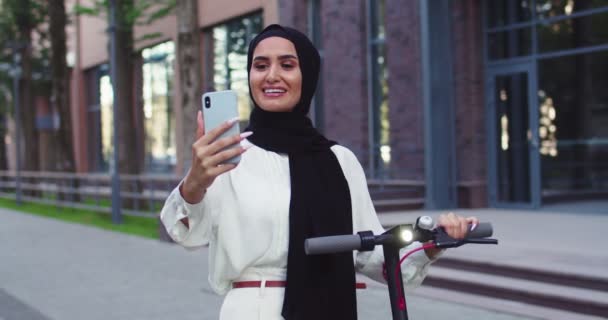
[0,207,550,320]
[378,204,608,279]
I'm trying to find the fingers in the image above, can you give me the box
[205,131,252,157]
[196,110,204,139]
[465,216,479,231]
[207,162,238,177]
[203,145,248,169]
[187,115,247,192]
[198,117,240,146]
[438,212,477,240]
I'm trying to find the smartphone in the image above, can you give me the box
[202,90,241,164]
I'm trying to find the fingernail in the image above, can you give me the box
[470,223,478,231]
[240,131,253,139]
[227,117,240,125]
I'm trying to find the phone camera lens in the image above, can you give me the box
[204,97,211,109]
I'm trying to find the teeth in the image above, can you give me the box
[265,89,285,93]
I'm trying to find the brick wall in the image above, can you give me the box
[451,0,488,207]
[277,0,426,179]
[278,0,307,31]
[385,0,425,180]
[319,0,370,165]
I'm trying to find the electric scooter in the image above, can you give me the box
[305,216,498,320]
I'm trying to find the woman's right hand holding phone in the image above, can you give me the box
[180,111,252,204]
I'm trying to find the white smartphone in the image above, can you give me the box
[201,90,241,164]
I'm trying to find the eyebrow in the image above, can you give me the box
[253,54,298,62]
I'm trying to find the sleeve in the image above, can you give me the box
[335,146,436,289]
[159,180,220,249]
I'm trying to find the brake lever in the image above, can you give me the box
[465,238,498,245]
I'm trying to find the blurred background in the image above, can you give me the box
[0,1,607,319]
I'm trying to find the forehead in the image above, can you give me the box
[253,37,297,57]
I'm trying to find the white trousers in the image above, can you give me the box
[219,285,285,320]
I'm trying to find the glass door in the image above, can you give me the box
[487,63,541,208]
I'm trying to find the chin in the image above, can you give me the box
[259,101,295,112]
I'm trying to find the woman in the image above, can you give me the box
[160,24,477,320]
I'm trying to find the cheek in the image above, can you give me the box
[292,81,302,100]
[249,75,260,89]
[288,75,303,98]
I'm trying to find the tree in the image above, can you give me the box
[48,0,75,173]
[6,0,45,172]
[113,0,140,179]
[76,0,175,210]
[176,0,201,174]
[0,0,50,177]
[75,0,176,178]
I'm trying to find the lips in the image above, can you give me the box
[263,87,287,97]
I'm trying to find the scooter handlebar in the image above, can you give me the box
[305,222,494,255]
[467,222,493,238]
[305,234,361,255]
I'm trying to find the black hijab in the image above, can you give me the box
[244,24,357,320]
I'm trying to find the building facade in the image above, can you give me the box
[62,0,608,209]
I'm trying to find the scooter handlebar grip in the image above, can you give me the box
[467,222,493,238]
[305,235,362,255]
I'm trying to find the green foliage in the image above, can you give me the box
[0,197,159,239]
[72,0,106,17]
[0,0,52,113]
[140,0,176,25]
[74,0,176,29]
[134,32,164,43]
[73,0,175,49]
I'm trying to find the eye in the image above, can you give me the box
[253,64,268,71]
[282,63,294,69]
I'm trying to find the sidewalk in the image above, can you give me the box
[377,203,608,279]
[1,203,606,320]
[377,202,608,320]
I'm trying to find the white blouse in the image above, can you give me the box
[160,141,434,295]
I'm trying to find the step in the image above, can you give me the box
[359,276,607,320]
[369,190,423,200]
[424,265,608,318]
[433,258,608,292]
[373,198,424,212]
[412,286,607,320]
[428,266,608,306]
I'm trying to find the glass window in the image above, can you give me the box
[538,51,608,193]
[369,0,390,178]
[211,13,263,123]
[86,66,106,172]
[488,27,533,60]
[484,1,608,59]
[537,11,608,52]
[486,0,533,28]
[536,0,608,19]
[99,74,114,172]
[141,41,176,173]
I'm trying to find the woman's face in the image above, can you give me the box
[250,37,302,112]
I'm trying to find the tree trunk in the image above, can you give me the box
[114,0,141,208]
[0,112,7,171]
[16,1,38,173]
[50,0,79,201]
[49,0,75,172]
[176,0,202,175]
[16,0,39,200]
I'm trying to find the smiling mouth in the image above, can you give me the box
[263,88,287,97]
[264,88,286,93]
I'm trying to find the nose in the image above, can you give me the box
[266,64,279,83]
